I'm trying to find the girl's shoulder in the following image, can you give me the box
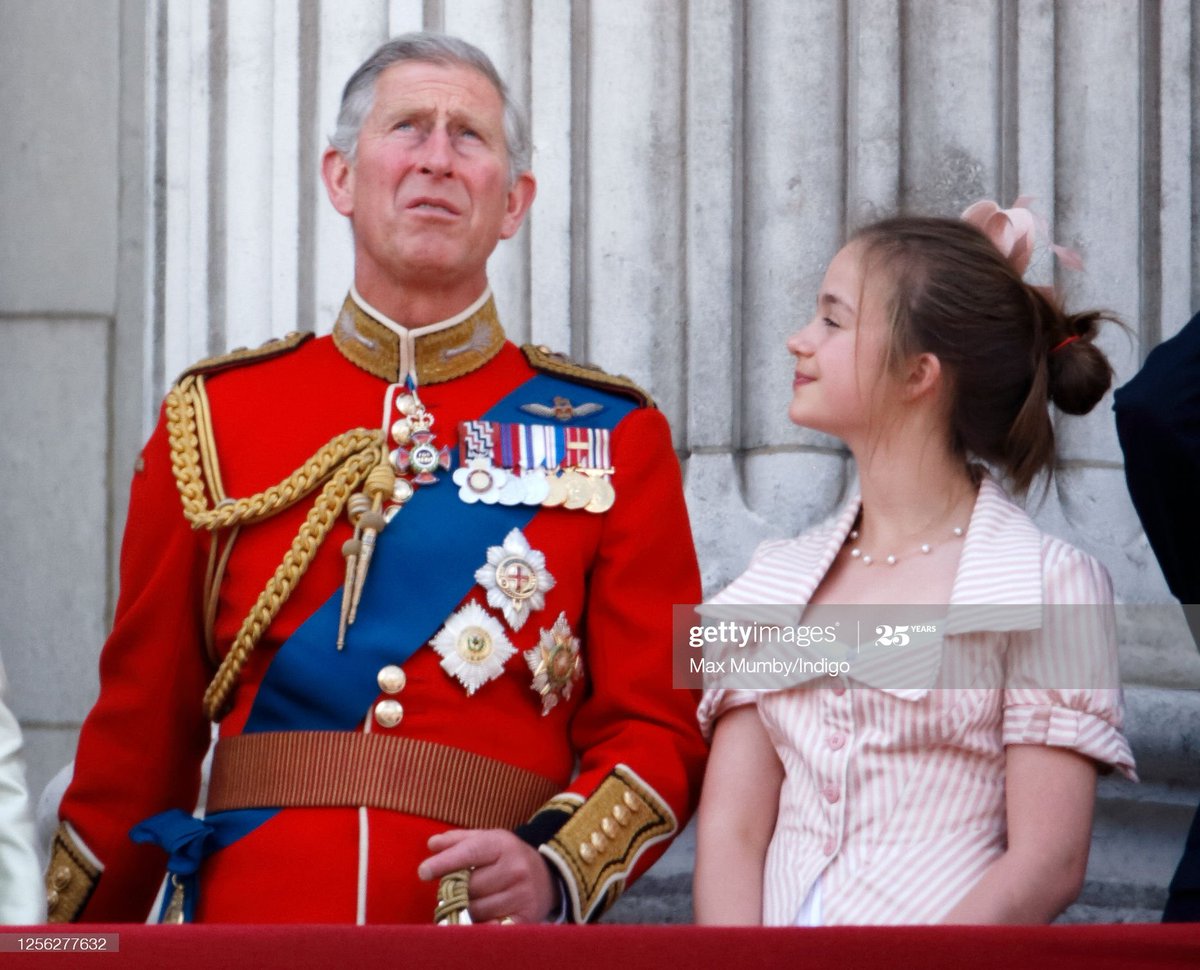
[709,512,851,606]
[970,476,1115,605]
[1037,531,1115,605]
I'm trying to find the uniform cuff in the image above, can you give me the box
[45,822,102,923]
[537,765,676,923]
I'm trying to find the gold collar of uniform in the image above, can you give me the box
[332,287,506,384]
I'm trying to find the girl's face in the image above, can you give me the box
[786,242,900,443]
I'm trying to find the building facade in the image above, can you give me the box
[1,0,1196,921]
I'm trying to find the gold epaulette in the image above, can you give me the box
[176,331,313,383]
[521,344,655,409]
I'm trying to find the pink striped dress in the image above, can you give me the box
[698,476,1137,925]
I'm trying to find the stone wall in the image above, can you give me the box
[0,0,146,811]
[1,0,1195,923]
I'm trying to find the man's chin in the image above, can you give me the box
[395,244,495,280]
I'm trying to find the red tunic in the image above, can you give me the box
[56,295,706,923]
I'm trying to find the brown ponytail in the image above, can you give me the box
[852,216,1118,494]
[1046,309,1115,415]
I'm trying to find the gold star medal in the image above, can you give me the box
[474,528,555,631]
[430,602,516,695]
[562,469,595,510]
[525,612,584,716]
[584,472,616,513]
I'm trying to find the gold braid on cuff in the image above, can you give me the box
[45,823,101,923]
[538,765,676,923]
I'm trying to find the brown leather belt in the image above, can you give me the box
[205,731,562,829]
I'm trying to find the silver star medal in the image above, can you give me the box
[453,457,509,505]
[474,528,555,631]
[430,601,516,695]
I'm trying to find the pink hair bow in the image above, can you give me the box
[961,196,1083,276]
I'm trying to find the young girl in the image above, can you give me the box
[693,207,1136,926]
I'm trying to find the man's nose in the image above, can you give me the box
[417,126,454,176]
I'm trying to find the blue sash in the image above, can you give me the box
[132,371,636,918]
[245,372,634,733]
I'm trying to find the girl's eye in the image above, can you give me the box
[823,317,840,329]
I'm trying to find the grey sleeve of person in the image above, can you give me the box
[0,653,47,924]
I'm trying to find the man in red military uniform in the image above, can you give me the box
[47,32,706,925]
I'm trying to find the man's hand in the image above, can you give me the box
[418,828,558,924]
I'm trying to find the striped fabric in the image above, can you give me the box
[458,420,611,471]
[698,476,1137,925]
[206,731,562,830]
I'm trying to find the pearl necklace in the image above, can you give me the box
[847,525,965,566]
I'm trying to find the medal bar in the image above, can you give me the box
[457,420,615,514]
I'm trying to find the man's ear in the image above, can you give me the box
[322,147,355,217]
[499,172,537,240]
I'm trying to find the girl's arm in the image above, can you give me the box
[942,744,1097,924]
[693,704,785,925]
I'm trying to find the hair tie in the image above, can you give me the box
[961,196,1084,278]
[1051,335,1080,354]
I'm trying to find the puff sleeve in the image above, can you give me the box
[1002,538,1136,780]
